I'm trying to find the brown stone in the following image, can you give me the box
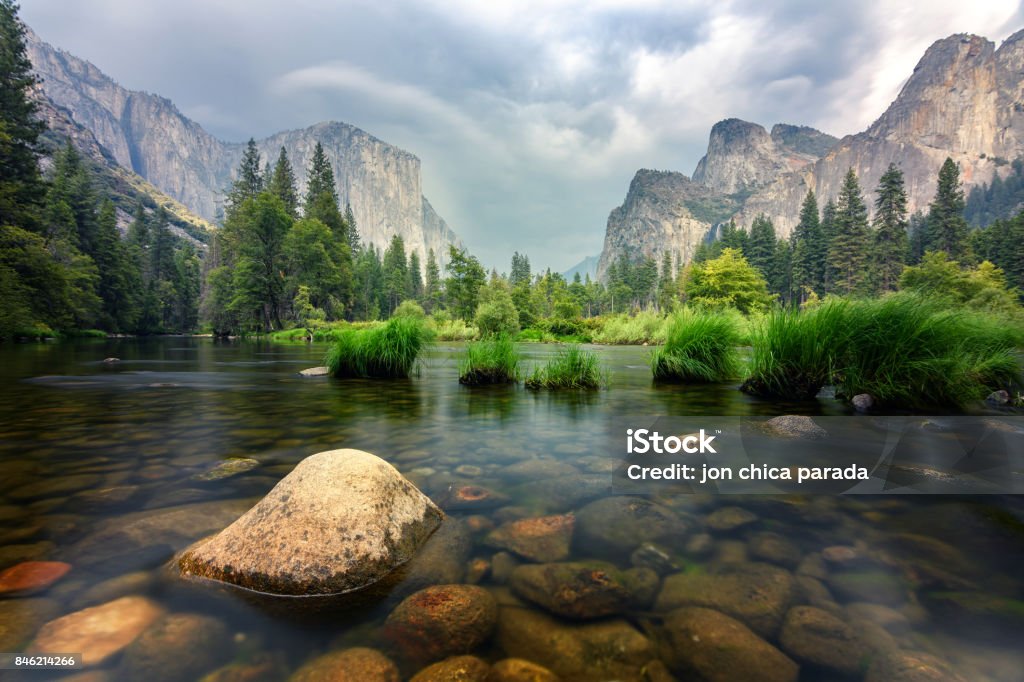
[489,658,560,682]
[384,584,497,663]
[289,647,399,682]
[0,561,71,594]
[410,656,490,682]
[484,514,574,562]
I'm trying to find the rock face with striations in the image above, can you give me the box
[25,27,460,264]
[598,30,1024,277]
[178,449,443,596]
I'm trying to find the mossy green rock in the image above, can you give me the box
[574,496,688,557]
[179,450,443,595]
[660,607,798,682]
[509,561,658,619]
[654,562,795,637]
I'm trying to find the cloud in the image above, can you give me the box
[20,0,1024,271]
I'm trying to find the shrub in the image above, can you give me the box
[591,310,669,345]
[525,345,605,389]
[392,300,426,319]
[651,308,742,382]
[325,316,430,378]
[683,248,775,314]
[459,334,520,385]
[430,315,478,341]
[475,286,520,336]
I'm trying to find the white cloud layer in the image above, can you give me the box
[21,0,1024,271]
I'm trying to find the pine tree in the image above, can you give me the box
[791,189,825,300]
[344,202,360,252]
[872,163,909,292]
[820,199,838,291]
[382,235,409,315]
[268,146,299,218]
[305,142,338,208]
[827,169,870,294]
[746,214,777,276]
[0,0,46,231]
[424,248,441,313]
[925,158,970,260]
[770,239,793,305]
[227,139,264,213]
[408,250,423,301]
[657,250,676,310]
[93,199,141,331]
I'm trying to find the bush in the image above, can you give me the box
[392,300,426,319]
[430,315,478,341]
[459,334,520,385]
[325,316,430,378]
[591,310,669,345]
[525,345,605,389]
[742,292,1024,407]
[475,286,520,336]
[651,308,742,382]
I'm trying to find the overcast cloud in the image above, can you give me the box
[21,0,1024,271]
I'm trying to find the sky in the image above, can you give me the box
[21,0,1024,272]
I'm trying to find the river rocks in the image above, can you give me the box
[29,596,164,668]
[762,415,827,440]
[497,606,653,680]
[410,656,491,682]
[491,552,521,584]
[704,506,758,533]
[0,541,55,570]
[826,569,906,606]
[631,543,680,575]
[748,532,802,569]
[298,366,329,377]
[660,607,798,682]
[821,545,865,566]
[574,497,688,557]
[985,389,1010,406]
[923,591,1024,631]
[865,651,968,682]
[71,485,141,511]
[778,605,867,676]
[489,658,560,682]
[852,393,875,412]
[9,473,103,501]
[501,459,579,482]
[384,585,497,663]
[119,613,230,682]
[655,562,795,637]
[0,561,71,595]
[846,602,911,635]
[191,458,260,482]
[441,485,510,511]
[179,450,443,595]
[289,648,399,682]
[398,518,472,594]
[485,514,574,562]
[0,597,60,650]
[72,571,153,609]
[509,561,656,619]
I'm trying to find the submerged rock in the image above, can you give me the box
[778,605,867,676]
[985,389,1010,406]
[762,415,827,440]
[178,449,443,596]
[497,606,652,680]
[574,497,688,557]
[485,514,575,562]
[704,506,758,533]
[119,613,230,682]
[396,518,472,595]
[509,561,656,619]
[298,366,329,377]
[852,393,875,412]
[865,651,968,682]
[191,458,260,482]
[0,597,60,651]
[384,584,497,663]
[489,658,560,682]
[0,561,71,595]
[660,607,798,682]
[410,656,490,682]
[655,562,795,638]
[289,647,399,682]
[28,596,165,668]
[440,484,510,511]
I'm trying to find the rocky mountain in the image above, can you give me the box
[563,254,600,281]
[599,30,1024,278]
[24,27,459,263]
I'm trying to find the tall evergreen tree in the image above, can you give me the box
[408,250,423,301]
[227,139,264,213]
[791,189,825,300]
[445,245,486,320]
[93,199,141,331]
[657,250,676,311]
[0,0,46,231]
[344,203,360,252]
[925,158,970,260]
[827,169,870,294]
[746,214,777,276]
[510,252,531,288]
[872,163,909,292]
[305,142,338,208]
[268,146,299,218]
[382,235,409,315]
[424,248,441,313]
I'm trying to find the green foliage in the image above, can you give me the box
[970,212,1024,294]
[445,245,486,320]
[872,163,909,293]
[325,315,430,378]
[684,248,774,314]
[925,158,970,261]
[965,158,1024,227]
[429,311,478,341]
[792,189,826,301]
[899,251,1021,313]
[459,334,521,385]
[268,146,299,218]
[827,168,870,294]
[650,308,743,382]
[382,235,409,315]
[392,299,426,319]
[227,139,264,212]
[525,345,605,389]
[475,282,520,336]
[590,310,669,344]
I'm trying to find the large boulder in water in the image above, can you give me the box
[178,449,443,596]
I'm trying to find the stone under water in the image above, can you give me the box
[178,449,443,596]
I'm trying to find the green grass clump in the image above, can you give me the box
[430,316,478,341]
[459,334,521,385]
[650,308,742,382]
[742,292,1023,407]
[742,299,851,400]
[525,344,605,389]
[325,316,430,378]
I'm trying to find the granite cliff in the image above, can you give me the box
[25,27,459,263]
[599,30,1024,278]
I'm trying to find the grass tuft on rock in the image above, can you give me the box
[325,316,430,378]
[459,334,521,385]
[650,308,743,382]
[525,344,605,389]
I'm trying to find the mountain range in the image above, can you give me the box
[25,27,460,264]
[597,30,1024,280]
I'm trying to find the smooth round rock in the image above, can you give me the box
[179,449,443,595]
[484,514,575,562]
[410,656,490,682]
[119,613,230,682]
[384,585,497,663]
[509,561,638,619]
[0,561,71,595]
[574,497,687,556]
[489,658,560,682]
[778,605,867,676]
[704,506,758,533]
[289,648,399,682]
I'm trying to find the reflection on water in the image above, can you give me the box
[0,338,1022,681]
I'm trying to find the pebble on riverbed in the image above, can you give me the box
[383,584,497,663]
